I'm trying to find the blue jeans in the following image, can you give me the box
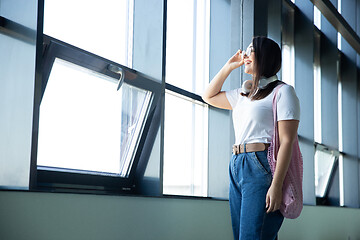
[229,150,284,240]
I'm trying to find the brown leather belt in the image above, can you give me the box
[232,143,270,155]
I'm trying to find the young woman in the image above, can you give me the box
[202,36,300,240]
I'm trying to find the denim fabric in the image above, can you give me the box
[229,150,284,240]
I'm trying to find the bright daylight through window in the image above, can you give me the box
[43,0,133,67]
[164,92,208,196]
[163,0,209,197]
[281,2,295,87]
[38,0,147,179]
[37,59,152,177]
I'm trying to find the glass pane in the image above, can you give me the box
[315,148,337,198]
[163,92,208,197]
[37,58,152,177]
[337,32,342,50]
[166,0,209,95]
[0,1,37,190]
[43,0,132,66]
[314,5,321,30]
[281,3,295,87]
[314,33,322,143]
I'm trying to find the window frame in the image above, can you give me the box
[32,35,162,194]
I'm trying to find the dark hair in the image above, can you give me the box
[242,36,282,100]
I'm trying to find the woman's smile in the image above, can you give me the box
[244,58,253,74]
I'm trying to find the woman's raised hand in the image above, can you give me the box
[202,49,244,110]
[226,49,244,71]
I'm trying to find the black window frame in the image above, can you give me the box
[31,35,162,194]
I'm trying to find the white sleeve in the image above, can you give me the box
[225,88,241,108]
[276,85,300,121]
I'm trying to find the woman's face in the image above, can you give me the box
[243,43,255,75]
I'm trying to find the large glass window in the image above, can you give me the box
[164,0,210,197]
[163,92,208,197]
[165,0,209,95]
[312,12,344,207]
[35,36,161,191]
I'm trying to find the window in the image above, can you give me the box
[312,20,344,207]
[314,144,339,200]
[163,0,210,197]
[314,31,321,143]
[38,58,152,177]
[43,0,133,67]
[281,1,295,87]
[33,0,165,193]
[35,36,161,192]
[165,0,209,95]
[337,54,344,206]
[314,5,321,30]
[163,91,208,197]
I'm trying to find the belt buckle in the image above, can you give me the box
[233,145,239,155]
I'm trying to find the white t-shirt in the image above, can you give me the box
[225,84,300,145]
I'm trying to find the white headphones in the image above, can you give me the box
[241,75,278,94]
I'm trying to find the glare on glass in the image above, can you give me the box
[43,0,133,66]
[37,58,152,177]
[163,92,208,197]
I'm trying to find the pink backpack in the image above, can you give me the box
[267,84,303,219]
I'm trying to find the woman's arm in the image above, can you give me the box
[266,119,299,213]
[202,50,243,110]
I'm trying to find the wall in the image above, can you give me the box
[1,191,360,240]
[208,0,232,199]
[0,191,232,240]
[280,205,360,240]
